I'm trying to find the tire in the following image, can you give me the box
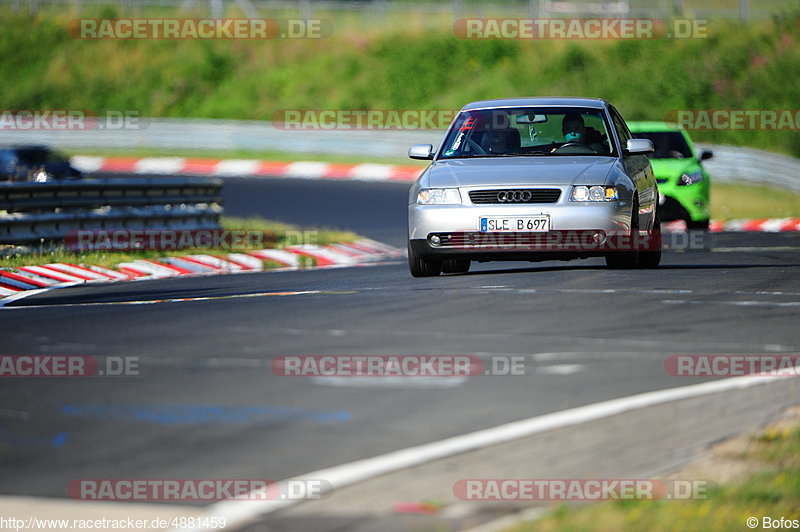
[686,219,710,231]
[408,241,441,277]
[441,259,470,274]
[606,198,640,269]
[638,207,662,269]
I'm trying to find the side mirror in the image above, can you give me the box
[624,138,654,155]
[699,150,713,161]
[409,144,435,160]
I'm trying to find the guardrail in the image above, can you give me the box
[3,113,798,191]
[0,117,434,158]
[695,143,800,194]
[5,117,800,192]
[0,177,223,246]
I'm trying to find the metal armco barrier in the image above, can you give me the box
[0,177,223,245]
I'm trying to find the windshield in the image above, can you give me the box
[17,148,68,165]
[632,131,693,159]
[438,107,615,159]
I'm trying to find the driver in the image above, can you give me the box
[562,113,587,143]
[559,113,608,153]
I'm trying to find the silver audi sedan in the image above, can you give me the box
[407,97,660,277]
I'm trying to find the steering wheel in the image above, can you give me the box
[551,142,596,154]
[464,136,487,155]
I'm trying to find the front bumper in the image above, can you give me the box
[409,199,633,260]
[656,177,710,222]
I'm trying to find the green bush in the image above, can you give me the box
[2,12,799,156]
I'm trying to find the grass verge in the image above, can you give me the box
[712,183,800,220]
[0,216,360,270]
[4,12,800,157]
[507,407,800,532]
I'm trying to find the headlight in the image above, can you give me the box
[570,185,618,202]
[678,170,704,186]
[416,188,462,205]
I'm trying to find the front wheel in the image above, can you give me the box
[606,199,640,269]
[686,219,710,231]
[638,210,662,269]
[441,259,470,274]
[408,242,441,277]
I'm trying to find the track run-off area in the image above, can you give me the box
[2,175,799,531]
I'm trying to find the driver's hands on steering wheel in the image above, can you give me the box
[551,141,588,154]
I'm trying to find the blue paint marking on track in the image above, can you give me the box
[0,429,71,448]
[51,432,71,447]
[60,404,352,425]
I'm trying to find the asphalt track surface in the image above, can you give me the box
[2,175,800,529]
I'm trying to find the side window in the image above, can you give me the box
[609,106,632,148]
[0,151,15,170]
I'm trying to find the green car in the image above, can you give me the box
[628,122,712,230]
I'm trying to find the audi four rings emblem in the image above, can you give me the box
[497,190,533,202]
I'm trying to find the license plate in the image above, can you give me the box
[479,216,550,232]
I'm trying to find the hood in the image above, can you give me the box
[423,157,615,188]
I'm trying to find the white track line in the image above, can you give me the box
[173,371,796,531]
[0,287,54,307]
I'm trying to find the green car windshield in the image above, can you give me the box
[632,131,693,159]
[439,107,616,159]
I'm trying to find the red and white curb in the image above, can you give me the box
[0,239,403,300]
[709,218,800,232]
[664,218,800,232]
[71,156,424,182]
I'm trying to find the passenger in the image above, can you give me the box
[481,129,520,154]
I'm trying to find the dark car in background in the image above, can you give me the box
[0,145,83,182]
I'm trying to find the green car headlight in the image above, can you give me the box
[678,170,704,186]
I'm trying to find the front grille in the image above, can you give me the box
[433,232,552,248]
[430,231,607,251]
[469,188,561,205]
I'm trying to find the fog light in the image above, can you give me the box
[430,235,441,246]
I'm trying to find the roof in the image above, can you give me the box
[0,144,52,152]
[461,97,609,111]
[626,121,683,132]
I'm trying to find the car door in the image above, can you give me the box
[609,106,657,229]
